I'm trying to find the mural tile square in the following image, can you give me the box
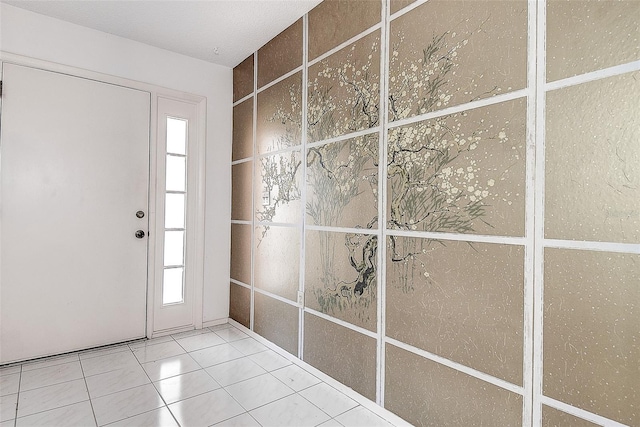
[386,237,524,385]
[308,0,381,61]
[387,98,526,237]
[258,19,303,89]
[254,225,300,302]
[254,292,299,356]
[231,162,252,221]
[385,343,523,427]
[388,0,527,121]
[543,248,640,426]
[307,134,378,228]
[257,72,302,154]
[230,224,251,284]
[303,312,376,401]
[545,72,640,243]
[232,98,253,161]
[308,31,380,143]
[547,0,640,82]
[305,230,377,332]
[229,283,251,329]
[255,150,302,224]
[233,55,254,102]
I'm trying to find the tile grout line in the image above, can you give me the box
[77,357,99,427]
[12,364,22,426]
[250,49,258,333]
[376,0,391,409]
[298,9,310,362]
[523,0,538,425]
[531,0,546,424]
[117,345,179,427]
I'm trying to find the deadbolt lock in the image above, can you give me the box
[136,210,145,219]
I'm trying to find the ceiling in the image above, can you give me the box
[2,0,323,68]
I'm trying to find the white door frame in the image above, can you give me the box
[0,52,206,341]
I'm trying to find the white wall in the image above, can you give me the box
[0,3,232,323]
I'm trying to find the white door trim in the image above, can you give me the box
[0,51,206,341]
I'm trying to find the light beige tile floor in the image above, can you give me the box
[0,323,404,427]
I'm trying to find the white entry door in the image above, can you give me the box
[0,64,151,364]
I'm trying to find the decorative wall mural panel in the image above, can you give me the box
[231,161,252,221]
[233,55,254,102]
[390,0,417,15]
[254,293,298,355]
[230,224,251,284]
[303,312,376,401]
[387,99,526,237]
[229,283,251,328]
[386,237,524,385]
[255,150,302,224]
[306,230,377,332]
[388,0,527,121]
[230,1,639,424]
[258,19,303,89]
[308,31,381,143]
[385,343,523,426]
[308,0,381,61]
[254,225,300,302]
[546,72,640,243]
[544,248,640,426]
[257,72,302,154]
[232,98,253,161]
[542,405,600,427]
[306,134,378,228]
[547,0,640,82]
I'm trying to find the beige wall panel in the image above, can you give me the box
[388,0,527,121]
[258,19,303,89]
[303,312,376,400]
[542,405,600,427]
[307,134,378,228]
[305,230,377,332]
[255,150,302,224]
[385,343,523,426]
[230,223,251,284]
[308,31,380,143]
[544,248,640,426]
[387,98,526,237]
[256,72,302,154]
[233,55,254,102]
[232,98,253,161]
[231,161,253,221]
[545,72,640,243]
[547,0,640,82]
[229,283,251,328]
[254,225,300,302]
[254,293,298,356]
[308,0,381,61]
[387,237,524,385]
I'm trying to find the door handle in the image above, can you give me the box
[135,230,146,239]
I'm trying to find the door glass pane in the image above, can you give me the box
[163,267,184,304]
[165,193,185,228]
[164,230,184,266]
[167,118,187,155]
[166,155,186,192]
